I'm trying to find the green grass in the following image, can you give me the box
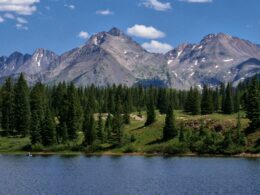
[0,136,30,153]
[0,110,257,155]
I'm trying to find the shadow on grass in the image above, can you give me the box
[146,138,164,145]
[130,125,145,131]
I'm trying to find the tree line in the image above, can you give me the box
[0,73,259,150]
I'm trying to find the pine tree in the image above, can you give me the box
[157,88,168,114]
[66,83,83,140]
[42,107,56,146]
[30,82,46,144]
[123,102,130,125]
[145,97,156,126]
[83,111,96,146]
[163,104,177,140]
[57,121,68,144]
[30,110,41,144]
[1,77,15,135]
[201,85,214,115]
[191,87,201,115]
[245,77,260,131]
[235,112,246,146]
[220,83,226,113]
[14,73,31,137]
[184,87,193,113]
[111,103,124,146]
[213,87,220,112]
[104,113,112,142]
[96,112,104,143]
[223,83,234,114]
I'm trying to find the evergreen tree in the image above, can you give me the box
[220,83,226,113]
[235,112,246,146]
[245,77,260,131]
[30,110,41,144]
[104,113,112,142]
[157,88,168,114]
[111,103,124,146]
[213,87,220,112]
[1,77,15,135]
[57,121,68,144]
[223,83,234,114]
[163,104,177,140]
[145,97,156,126]
[30,82,46,144]
[83,111,96,145]
[42,107,56,146]
[201,85,214,115]
[14,73,31,137]
[123,102,130,125]
[191,87,201,115]
[184,87,193,113]
[66,83,83,140]
[96,112,104,143]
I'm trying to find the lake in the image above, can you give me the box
[0,155,259,195]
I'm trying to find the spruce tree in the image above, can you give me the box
[201,85,214,115]
[157,88,168,114]
[83,111,96,146]
[235,112,246,146]
[123,102,130,125]
[1,77,15,135]
[66,83,83,140]
[245,77,260,130]
[96,112,104,143]
[191,87,201,115]
[14,73,31,137]
[111,103,124,146]
[42,107,56,146]
[30,110,41,144]
[213,87,220,112]
[30,82,46,143]
[104,113,112,142]
[223,83,234,114]
[163,104,177,140]
[57,121,68,144]
[145,97,156,126]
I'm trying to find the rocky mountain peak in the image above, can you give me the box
[108,27,124,36]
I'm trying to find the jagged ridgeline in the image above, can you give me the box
[1,28,260,89]
[0,73,259,154]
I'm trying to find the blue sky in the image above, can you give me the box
[0,0,259,55]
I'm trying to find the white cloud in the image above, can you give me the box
[0,0,40,15]
[179,0,213,3]
[17,16,27,23]
[0,15,4,23]
[127,24,165,39]
[96,9,114,15]
[141,0,171,11]
[78,31,89,39]
[64,4,75,10]
[16,23,28,30]
[4,13,15,19]
[142,40,173,53]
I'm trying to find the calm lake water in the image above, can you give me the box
[0,155,260,195]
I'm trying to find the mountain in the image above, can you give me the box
[0,28,260,89]
[166,33,260,89]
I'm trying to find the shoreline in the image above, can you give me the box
[1,151,260,158]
